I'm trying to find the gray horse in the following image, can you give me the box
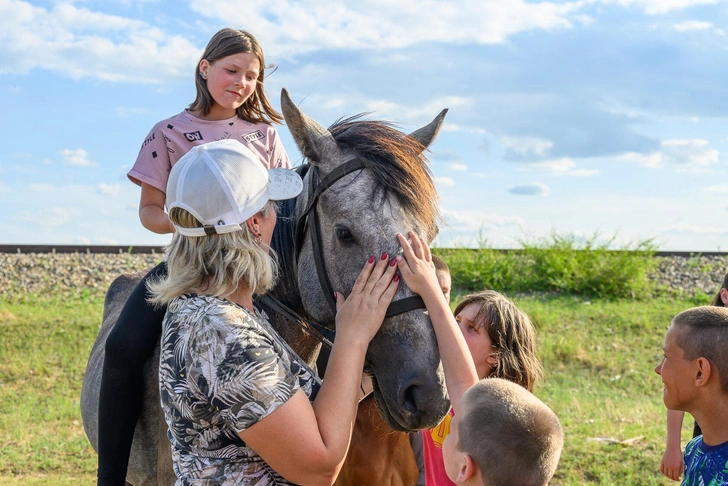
[81,88,450,485]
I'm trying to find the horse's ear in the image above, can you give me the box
[408,108,448,151]
[281,88,342,167]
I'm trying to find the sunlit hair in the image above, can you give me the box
[189,28,283,124]
[453,290,543,391]
[672,306,728,392]
[710,272,728,307]
[147,202,277,305]
[458,378,563,486]
[432,254,450,274]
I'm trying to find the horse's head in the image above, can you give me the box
[281,88,450,431]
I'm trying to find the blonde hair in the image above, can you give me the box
[453,290,543,391]
[148,202,277,304]
[458,378,563,486]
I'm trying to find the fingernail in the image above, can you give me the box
[381,252,388,260]
[368,256,375,264]
[389,258,396,267]
[394,274,400,282]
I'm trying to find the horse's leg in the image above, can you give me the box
[157,412,175,486]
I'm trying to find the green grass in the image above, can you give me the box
[0,291,702,485]
[0,295,101,484]
[436,232,660,299]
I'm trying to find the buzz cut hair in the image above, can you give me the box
[672,306,728,392]
[457,378,563,486]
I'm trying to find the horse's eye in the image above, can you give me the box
[335,225,353,241]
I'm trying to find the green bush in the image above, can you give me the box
[434,232,658,299]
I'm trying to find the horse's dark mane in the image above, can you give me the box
[328,115,440,240]
[264,165,308,314]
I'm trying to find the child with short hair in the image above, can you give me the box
[660,273,728,481]
[445,378,563,486]
[396,232,563,486]
[655,306,728,485]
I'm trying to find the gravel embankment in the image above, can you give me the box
[1,252,728,298]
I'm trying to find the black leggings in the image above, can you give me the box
[97,262,168,486]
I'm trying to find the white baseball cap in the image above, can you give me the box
[166,139,303,237]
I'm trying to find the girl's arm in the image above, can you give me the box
[660,409,685,481]
[238,254,399,485]
[395,231,478,412]
[139,183,174,234]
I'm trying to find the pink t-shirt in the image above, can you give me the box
[127,110,291,193]
[422,408,456,486]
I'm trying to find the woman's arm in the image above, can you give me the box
[395,231,478,412]
[139,183,174,234]
[238,254,399,485]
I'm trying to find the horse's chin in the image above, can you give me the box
[370,374,418,432]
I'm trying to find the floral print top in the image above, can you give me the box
[159,294,321,485]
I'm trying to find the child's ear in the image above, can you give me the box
[695,357,712,387]
[721,288,728,306]
[456,453,478,483]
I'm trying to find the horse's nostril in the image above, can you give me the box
[401,383,420,415]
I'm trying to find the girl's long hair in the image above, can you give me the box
[189,28,283,124]
[454,290,543,392]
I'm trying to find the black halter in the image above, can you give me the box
[294,158,426,320]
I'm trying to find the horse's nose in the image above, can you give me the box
[399,376,429,417]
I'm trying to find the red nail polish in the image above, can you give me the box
[381,252,388,260]
[394,274,400,282]
[389,258,396,267]
[368,256,375,264]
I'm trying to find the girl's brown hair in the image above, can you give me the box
[189,28,283,124]
[454,290,543,392]
[710,272,728,307]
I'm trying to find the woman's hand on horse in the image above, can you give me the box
[334,252,399,346]
[395,231,440,300]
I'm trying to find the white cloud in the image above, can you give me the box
[603,0,719,15]
[189,0,585,56]
[440,208,525,232]
[501,135,554,157]
[619,139,718,170]
[442,123,489,135]
[618,151,663,168]
[662,139,719,168]
[1,1,200,82]
[508,182,550,196]
[93,236,119,245]
[21,206,82,227]
[435,176,457,187]
[525,158,600,177]
[662,225,728,236]
[97,183,122,196]
[447,163,468,171]
[60,148,95,167]
[673,20,725,35]
[704,184,728,194]
[74,236,91,245]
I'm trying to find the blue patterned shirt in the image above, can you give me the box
[682,436,728,486]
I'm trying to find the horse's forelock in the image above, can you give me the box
[328,116,440,238]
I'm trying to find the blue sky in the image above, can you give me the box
[2,0,728,250]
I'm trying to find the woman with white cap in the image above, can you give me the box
[147,139,400,485]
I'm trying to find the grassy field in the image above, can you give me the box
[0,288,706,485]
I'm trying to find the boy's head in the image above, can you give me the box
[655,306,728,411]
[443,378,563,486]
[432,254,451,303]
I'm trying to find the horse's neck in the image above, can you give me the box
[262,182,323,367]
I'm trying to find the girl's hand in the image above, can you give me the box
[334,252,399,346]
[395,231,440,299]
